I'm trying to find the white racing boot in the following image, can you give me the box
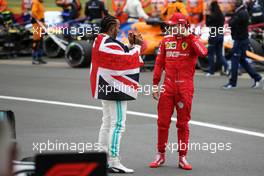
[108,157,134,174]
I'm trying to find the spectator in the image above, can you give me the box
[223,0,262,89]
[216,0,237,16]
[69,0,82,20]
[246,0,264,24]
[205,0,229,76]
[56,0,82,21]
[259,0,264,10]
[124,0,149,21]
[85,0,108,21]
[21,0,32,22]
[0,0,8,13]
[161,0,188,21]
[186,0,205,24]
[31,0,47,65]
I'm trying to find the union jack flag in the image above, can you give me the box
[90,34,143,101]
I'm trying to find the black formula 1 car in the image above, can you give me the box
[0,11,32,58]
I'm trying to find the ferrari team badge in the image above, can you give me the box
[182,42,188,50]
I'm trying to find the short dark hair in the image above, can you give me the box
[100,15,118,33]
[210,1,224,17]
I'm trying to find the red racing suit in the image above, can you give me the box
[153,34,207,156]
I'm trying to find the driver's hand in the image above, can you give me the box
[152,91,159,101]
[128,32,135,45]
[135,33,144,46]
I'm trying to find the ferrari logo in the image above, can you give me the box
[182,42,188,50]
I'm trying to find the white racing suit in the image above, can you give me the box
[99,100,127,157]
[90,34,143,159]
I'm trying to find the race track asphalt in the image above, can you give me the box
[0,58,264,176]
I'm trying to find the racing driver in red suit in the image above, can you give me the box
[149,13,207,170]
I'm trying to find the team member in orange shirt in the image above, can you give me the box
[186,0,205,24]
[31,0,47,64]
[161,0,188,21]
[0,0,8,13]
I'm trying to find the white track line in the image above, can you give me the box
[1,95,264,138]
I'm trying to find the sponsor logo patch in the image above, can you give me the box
[165,42,177,49]
[178,102,184,109]
[166,51,190,58]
